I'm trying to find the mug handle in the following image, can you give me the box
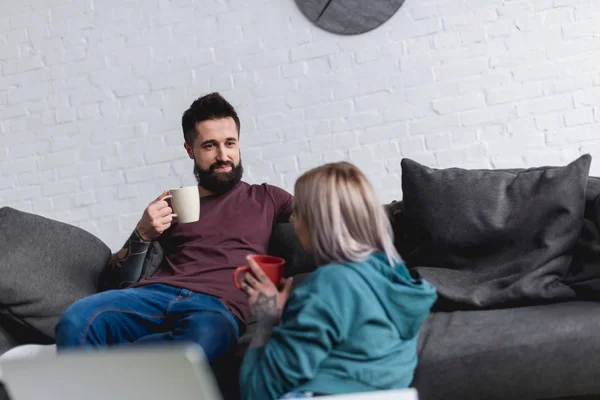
[233,266,249,289]
[162,195,177,218]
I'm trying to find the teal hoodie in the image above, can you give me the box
[239,253,437,400]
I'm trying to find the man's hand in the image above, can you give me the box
[241,255,293,320]
[136,191,174,241]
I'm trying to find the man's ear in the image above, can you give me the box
[183,143,194,159]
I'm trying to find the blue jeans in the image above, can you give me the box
[55,284,240,364]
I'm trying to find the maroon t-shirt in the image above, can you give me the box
[134,181,293,325]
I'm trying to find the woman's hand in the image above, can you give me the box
[241,255,293,320]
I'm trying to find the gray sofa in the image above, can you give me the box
[398,155,600,400]
[1,156,600,400]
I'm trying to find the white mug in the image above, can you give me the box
[163,186,200,224]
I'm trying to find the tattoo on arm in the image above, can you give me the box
[249,293,280,349]
[104,229,151,289]
[249,315,280,349]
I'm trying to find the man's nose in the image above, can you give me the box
[216,145,229,161]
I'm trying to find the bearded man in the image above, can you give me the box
[55,93,293,364]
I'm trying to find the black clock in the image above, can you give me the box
[295,0,406,35]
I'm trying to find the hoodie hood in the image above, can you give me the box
[347,253,437,339]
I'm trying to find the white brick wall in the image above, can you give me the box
[2,0,600,250]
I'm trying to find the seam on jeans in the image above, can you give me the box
[214,298,243,331]
[206,309,241,338]
[165,292,183,315]
[182,291,194,302]
[79,308,165,346]
[177,309,241,338]
[216,298,229,312]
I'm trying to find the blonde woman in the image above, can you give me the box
[238,162,437,400]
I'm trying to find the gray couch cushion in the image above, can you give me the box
[268,223,317,278]
[0,207,111,340]
[414,301,600,400]
[401,155,591,309]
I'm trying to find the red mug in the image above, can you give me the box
[234,255,285,289]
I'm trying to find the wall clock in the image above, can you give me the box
[295,0,406,35]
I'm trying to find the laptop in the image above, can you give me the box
[0,344,223,400]
[0,344,419,400]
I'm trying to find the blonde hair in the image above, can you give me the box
[293,161,402,267]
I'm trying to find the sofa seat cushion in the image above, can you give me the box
[413,301,600,400]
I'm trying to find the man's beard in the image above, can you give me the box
[194,159,243,194]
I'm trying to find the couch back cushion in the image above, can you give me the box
[268,223,317,278]
[0,207,111,340]
[400,155,591,309]
[563,176,600,298]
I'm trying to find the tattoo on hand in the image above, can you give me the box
[252,292,279,319]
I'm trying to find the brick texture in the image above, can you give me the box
[1,0,600,249]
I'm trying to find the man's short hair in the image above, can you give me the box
[181,92,241,146]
